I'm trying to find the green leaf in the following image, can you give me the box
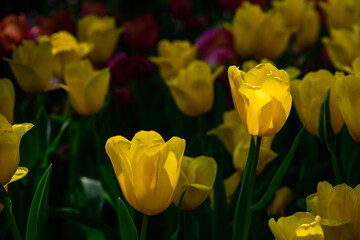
[46,208,120,240]
[25,164,52,240]
[117,197,138,240]
[0,184,22,240]
[170,191,186,240]
[251,127,305,211]
[318,90,336,152]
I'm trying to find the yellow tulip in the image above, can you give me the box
[228,2,266,59]
[5,40,52,94]
[273,0,319,49]
[149,39,197,81]
[267,186,293,216]
[0,114,33,186]
[78,15,122,64]
[39,31,93,80]
[59,60,110,115]
[173,156,217,210]
[323,25,360,69]
[0,78,15,123]
[208,109,277,198]
[320,0,360,29]
[269,212,325,240]
[166,60,223,117]
[105,130,186,216]
[291,70,344,137]
[306,181,360,239]
[335,73,360,142]
[228,63,292,136]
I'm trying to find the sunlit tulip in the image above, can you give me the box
[269,212,325,240]
[335,73,360,142]
[173,156,217,210]
[320,0,360,29]
[150,39,197,81]
[166,60,223,117]
[291,70,343,137]
[39,31,93,80]
[77,15,122,64]
[273,0,319,49]
[208,109,277,198]
[323,26,360,69]
[267,186,292,216]
[0,114,33,187]
[105,130,186,215]
[228,63,292,136]
[306,181,360,239]
[0,78,15,123]
[5,40,52,94]
[61,60,110,115]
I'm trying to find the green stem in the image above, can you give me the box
[330,153,343,184]
[232,136,262,239]
[140,214,149,240]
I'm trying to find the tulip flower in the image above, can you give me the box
[166,60,223,117]
[105,130,186,216]
[39,30,93,80]
[77,15,122,64]
[306,181,360,239]
[227,2,292,60]
[320,0,360,29]
[5,40,52,94]
[266,186,292,216]
[150,39,197,81]
[291,70,343,137]
[273,0,319,49]
[269,212,325,240]
[173,156,217,210]
[60,59,110,115]
[0,113,33,188]
[0,78,15,123]
[323,25,360,69]
[228,63,292,136]
[208,109,277,198]
[335,73,360,142]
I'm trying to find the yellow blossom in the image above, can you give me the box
[105,130,185,215]
[0,78,15,123]
[267,186,293,216]
[173,156,217,210]
[320,0,360,29]
[77,15,122,64]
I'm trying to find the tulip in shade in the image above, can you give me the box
[0,78,15,124]
[335,73,360,142]
[0,113,33,211]
[166,60,223,117]
[291,70,343,137]
[228,63,292,136]
[267,186,292,216]
[77,15,122,65]
[150,39,197,81]
[105,130,186,216]
[320,0,360,29]
[208,109,277,198]
[5,40,52,94]
[323,26,360,69]
[59,60,110,115]
[39,31,93,80]
[173,156,217,210]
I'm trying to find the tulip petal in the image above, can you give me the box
[7,167,28,185]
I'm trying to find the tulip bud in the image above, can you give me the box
[105,130,186,215]
[173,156,217,210]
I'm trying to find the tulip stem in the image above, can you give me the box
[232,136,262,239]
[330,153,343,184]
[140,214,149,240]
